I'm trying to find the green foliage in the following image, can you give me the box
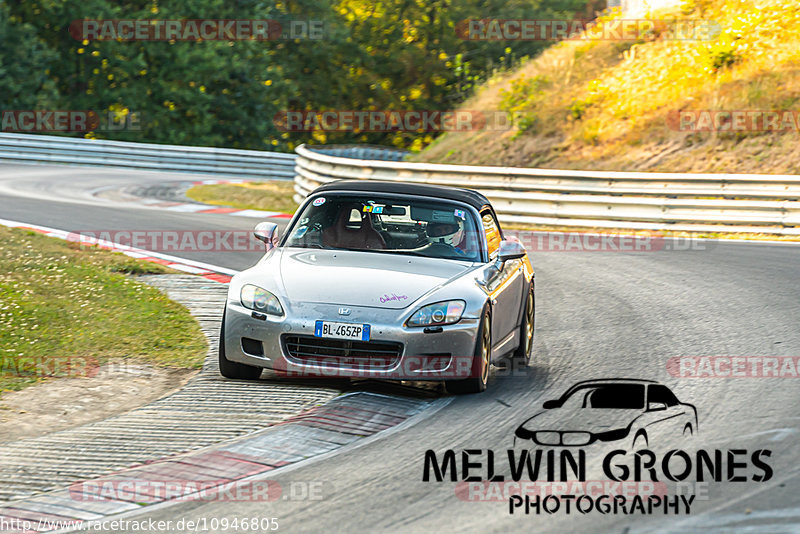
[499,74,551,135]
[500,75,551,112]
[704,41,740,71]
[568,98,592,120]
[1,0,592,150]
[0,2,58,109]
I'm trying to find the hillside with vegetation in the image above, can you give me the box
[415,0,800,174]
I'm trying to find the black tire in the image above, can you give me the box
[512,283,535,364]
[446,309,491,394]
[218,310,263,380]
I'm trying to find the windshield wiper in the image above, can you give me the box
[366,249,430,258]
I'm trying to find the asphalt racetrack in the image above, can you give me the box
[1,164,799,533]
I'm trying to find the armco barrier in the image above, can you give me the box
[304,144,408,162]
[294,144,800,235]
[0,133,297,178]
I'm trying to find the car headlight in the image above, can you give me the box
[406,300,465,327]
[240,284,283,316]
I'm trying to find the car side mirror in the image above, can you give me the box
[498,239,526,263]
[254,222,279,250]
[647,401,667,412]
[542,400,560,409]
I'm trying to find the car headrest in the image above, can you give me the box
[335,204,364,227]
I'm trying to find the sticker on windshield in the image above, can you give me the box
[312,197,326,206]
[432,210,455,222]
[454,209,466,219]
[363,205,373,212]
[294,226,309,238]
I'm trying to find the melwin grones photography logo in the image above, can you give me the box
[422,378,774,516]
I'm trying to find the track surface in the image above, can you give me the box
[1,164,799,533]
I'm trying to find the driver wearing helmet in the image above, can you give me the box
[428,220,467,256]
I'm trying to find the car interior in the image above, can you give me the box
[286,196,482,260]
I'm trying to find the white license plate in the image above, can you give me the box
[314,321,371,341]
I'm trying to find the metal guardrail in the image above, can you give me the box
[0,133,297,178]
[294,144,800,234]
[305,144,408,162]
[4,133,797,234]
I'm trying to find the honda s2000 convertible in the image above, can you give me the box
[219,180,535,393]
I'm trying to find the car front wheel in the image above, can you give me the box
[446,309,491,394]
[218,310,263,380]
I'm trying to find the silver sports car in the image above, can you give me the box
[219,180,535,393]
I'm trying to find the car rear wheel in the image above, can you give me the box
[446,309,490,394]
[218,310,263,380]
[512,283,534,364]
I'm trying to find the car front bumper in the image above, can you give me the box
[222,300,481,380]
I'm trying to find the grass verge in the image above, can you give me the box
[186,180,298,213]
[0,226,207,393]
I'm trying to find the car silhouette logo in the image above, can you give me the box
[338,307,351,316]
[514,378,697,449]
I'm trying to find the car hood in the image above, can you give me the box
[266,247,474,309]
[518,408,642,434]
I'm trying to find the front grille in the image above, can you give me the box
[282,335,402,369]
[561,432,592,446]
[534,431,593,446]
[534,431,561,446]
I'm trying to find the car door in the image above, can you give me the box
[480,208,524,357]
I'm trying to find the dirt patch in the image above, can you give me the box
[0,363,197,443]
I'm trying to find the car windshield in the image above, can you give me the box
[282,193,482,261]
[560,384,646,409]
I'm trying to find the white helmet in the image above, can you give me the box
[428,221,463,246]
